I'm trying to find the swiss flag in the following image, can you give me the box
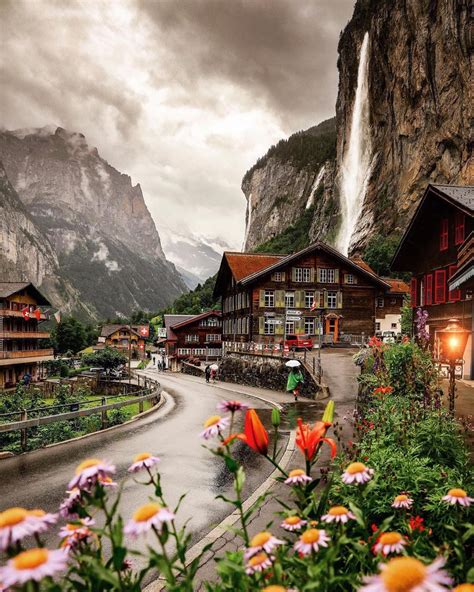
[22,307,30,321]
[310,299,319,312]
[34,309,41,321]
[139,326,149,338]
[139,343,145,350]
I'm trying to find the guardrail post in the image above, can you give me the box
[139,399,144,414]
[101,397,108,429]
[20,409,27,451]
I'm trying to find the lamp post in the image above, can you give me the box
[437,318,469,415]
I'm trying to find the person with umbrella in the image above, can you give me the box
[209,363,219,383]
[285,360,304,401]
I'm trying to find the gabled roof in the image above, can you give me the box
[0,282,51,305]
[163,311,221,341]
[350,257,375,275]
[383,278,410,294]
[170,310,221,330]
[430,184,474,212]
[224,252,285,281]
[100,324,146,338]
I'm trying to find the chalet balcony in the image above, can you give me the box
[0,331,50,339]
[457,232,473,268]
[0,348,55,366]
[0,309,47,320]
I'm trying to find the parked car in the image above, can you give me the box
[282,334,313,350]
[382,331,396,344]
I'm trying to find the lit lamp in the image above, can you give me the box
[437,318,470,415]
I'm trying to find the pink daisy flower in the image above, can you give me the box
[0,548,68,587]
[67,458,116,492]
[98,476,117,488]
[442,488,473,507]
[285,469,312,485]
[244,531,285,560]
[27,510,58,534]
[373,532,406,556]
[341,462,374,485]
[128,452,160,473]
[321,506,356,524]
[217,400,249,413]
[59,517,95,549]
[280,516,307,532]
[124,503,175,538]
[392,494,413,509]
[294,528,330,555]
[200,415,229,439]
[245,552,273,575]
[0,507,38,550]
[359,556,452,591]
[59,488,82,518]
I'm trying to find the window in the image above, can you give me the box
[294,268,311,282]
[391,323,397,329]
[185,334,199,343]
[264,290,275,307]
[376,297,384,308]
[272,272,284,282]
[285,291,295,308]
[434,270,446,304]
[327,292,337,309]
[455,212,465,245]
[285,320,295,335]
[304,291,314,308]
[448,265,461,301]
[410,278,418,308]
[319,268,337,283]
[345,274,355,284]
[440,218,449,251]
[264,320,275,335]
[304,317,315,335]
[206,334,220,342]
[375,322,381,331]
[424,274,433,305]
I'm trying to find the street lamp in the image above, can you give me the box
[437,318,470,415]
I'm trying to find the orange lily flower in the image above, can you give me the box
[237,409,269,455]
[296,418,336,462]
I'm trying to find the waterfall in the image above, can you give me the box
[336,32,372,256]
[305,165,325,209]
[242,193,253,250]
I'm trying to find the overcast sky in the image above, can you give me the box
[1,0,355,251]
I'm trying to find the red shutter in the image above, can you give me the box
[425,274,433,305]
[410,277,418,308]
[434,269,446,303]
[448,265,461,301]
[439,219,449,251]
[454,212,465,245]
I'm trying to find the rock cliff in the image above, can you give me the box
[0,127,187,319]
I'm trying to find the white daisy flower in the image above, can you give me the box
[0,507,38,550]
[27,510,58,535]
[285,469,312,485]
[59,517,95,548]
[124,503,175,538]
[359,556,452,592]
[128,452,160,473]
[0,548,67,587]
[245,552,273,575]
[341,462,374,485]
[442,488,473,507]
[321,506,356,524]
[200,415,230,439]
[294,528,330,555]
[280,516,307,532]
[68,458,116,492]
[244,531,285,560]
[373,532,406,556]
[392,495,413,509]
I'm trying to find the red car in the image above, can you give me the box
[282,334,313,350]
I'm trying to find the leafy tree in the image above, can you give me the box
[163,275,218,315]
[362,234,403,277]
[400,295,413,336]
[81,347,128,371]
[51,317,87,355]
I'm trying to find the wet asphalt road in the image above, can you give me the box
[0,372,276,551]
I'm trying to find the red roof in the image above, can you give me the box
[385,278,410,294]
[350,257,375,274]
[225,252,285,281]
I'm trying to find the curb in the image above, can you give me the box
[144,430,296,592]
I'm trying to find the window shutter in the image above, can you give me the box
[275,290,285,308]
[425,274,433,305]
[448,265,461,301]
[291,267,297,281]
[259,290,265,307]
[258,316,265,335]
[309,268,315,282]
[455,213,465,245]
[334,269,340,283]
[295,318,305,335]
[410,278,418,307]
[314,290,321,309]
[275,317,284,335]
[434,270,446,303]
[439,219,449,251]
[281,271,286,282]
[317,268,322,283]
[295,290,303,308]
[323,290,328,308]
[337,291,343,309]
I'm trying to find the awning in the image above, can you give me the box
[449,264,474,290]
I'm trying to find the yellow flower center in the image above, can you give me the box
[133,503,161,522]
[0,507,28,527]
[100,477,114,484]
[346,462,366,474]
[381,557,427,592]
[204,415,221,428]
[289,469,306,478]
[262,587,287,592]
[284,516,302,525]
[301,528,320,544]
[379,532,402,545]
[13,548,49,570]
[248,552,268,567]
[134,452,152,462]
[66,523,80,531]
[250,531,272,547]
[395,495,408,502]
[328,506,348,516]
[452,585,474,592]
[75,458,101,474]
[28,509,46,517]
[448,488,467,498]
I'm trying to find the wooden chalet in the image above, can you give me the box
[0,282,53,389]
[96,324,148,359]
[213,243,391,347]
[392,184,474,379]
[163,311,222,370]
[375,278,410,335]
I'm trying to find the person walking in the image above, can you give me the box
[205,365,211,383]
[286,367,304,402]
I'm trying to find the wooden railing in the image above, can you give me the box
[0,310,47,320]
[457,231,473,268]
[0,331,50,339]
[0,348,54,359]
